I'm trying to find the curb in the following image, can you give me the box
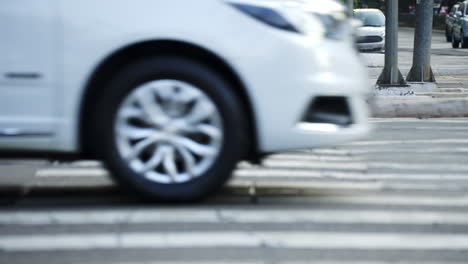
[371,96,468,118]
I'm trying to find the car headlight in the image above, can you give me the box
[229,3,300,33]
[229,2,348,40]
[313,13,348,40]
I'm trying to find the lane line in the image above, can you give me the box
[85,262,264,264]
[36,168,109,177]
[267,154,364,161]
[262,160,468,172]
[311,148,468,154]
[261,160,367,170]
[370,118,468,123]
[29,173,468,192]
[350,139,468,145]
[2,209,468,226]
[79,262,468,264]
[235,169,468,181]
[32,169,468,193]
[400,126,468,130]
[238,179,468,192]
[315,195,468,207]
[80,262,466,264]
[35,164,468,179]
[368,162,468,171]
[2,232,468,251]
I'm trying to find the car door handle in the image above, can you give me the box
[0,128,52,137]
[4,72,42,79]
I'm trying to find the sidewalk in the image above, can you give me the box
[371,92,468,118]
[368,76,468,118]
[360,27,468,118]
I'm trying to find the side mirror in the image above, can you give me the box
[456,11,463,17]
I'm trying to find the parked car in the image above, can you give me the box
[451,1,468,48]
[0,0,371,201]
[445,2,461,42]
[354,9,386,51]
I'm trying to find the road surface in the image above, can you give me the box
[1,118,468,263]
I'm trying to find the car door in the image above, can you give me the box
[464,3,468,37]
[0,1,59,148]
[454,3,465,38]
[449,6,458,30]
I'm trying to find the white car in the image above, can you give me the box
[354,9,386,51]
[0,0,370,201]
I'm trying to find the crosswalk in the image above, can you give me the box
[1,118,468,263]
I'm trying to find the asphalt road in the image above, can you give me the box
[1,118,468,264]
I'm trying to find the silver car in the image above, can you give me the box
[445,3,460,42]
[354,9,386,52]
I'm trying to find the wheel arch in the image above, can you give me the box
[79,40,259,161]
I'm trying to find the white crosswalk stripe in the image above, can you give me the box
[1,209,468,226]
[2,232,468,251]
[79,262,468,264]
[349,139,468,145]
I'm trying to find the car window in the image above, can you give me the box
[354,11,385,27]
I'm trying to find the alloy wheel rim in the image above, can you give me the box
[115,80,224,184]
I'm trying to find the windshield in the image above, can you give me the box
[354,10,385,27]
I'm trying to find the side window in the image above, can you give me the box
[459,4,465,15]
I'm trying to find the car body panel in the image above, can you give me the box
[0,0,60,150]
[353,9,385,51]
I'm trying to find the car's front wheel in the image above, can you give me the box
[446,27,452,42]
[452,31,460,48]
[96,56,248,201]
[461,31,468,48]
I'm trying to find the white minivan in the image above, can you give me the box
[0,0,371,201]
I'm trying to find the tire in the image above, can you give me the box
[461,32,468,48]
[452,31,460,48]
[95,56,248,202]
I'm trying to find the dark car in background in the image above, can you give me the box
[445,2,460,42]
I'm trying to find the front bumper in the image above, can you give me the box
[236,38,372,153]
[357,40,385,51]
[259,77,372,152]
